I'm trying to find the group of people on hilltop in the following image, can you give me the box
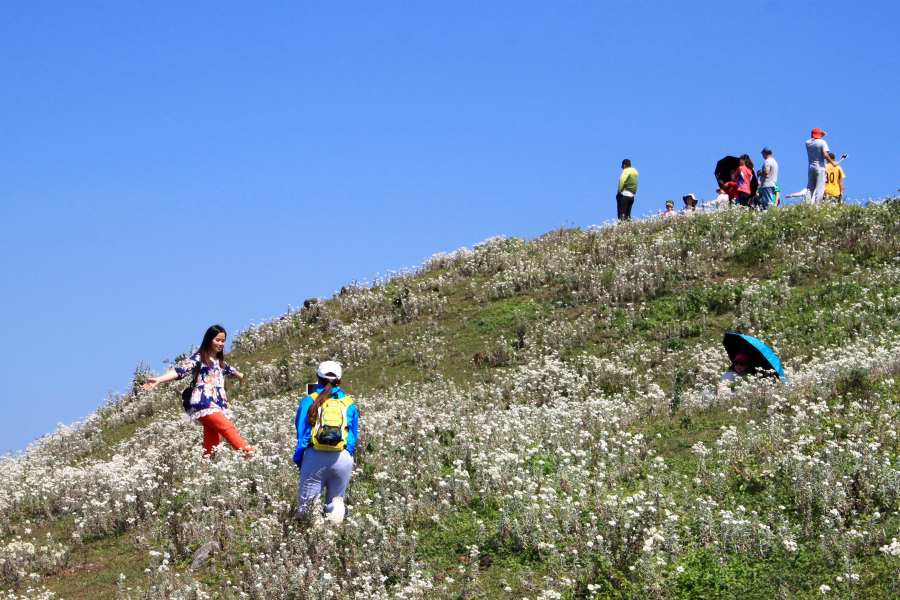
[616,128,847,221]
[144,325,358,527]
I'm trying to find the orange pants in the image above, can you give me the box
[197,412,254,459]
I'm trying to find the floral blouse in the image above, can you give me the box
[174,353,239,421]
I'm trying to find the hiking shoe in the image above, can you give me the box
[326,498,345,525]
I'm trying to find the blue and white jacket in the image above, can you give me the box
[293,384,359,465]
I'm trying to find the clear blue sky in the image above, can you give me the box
[2,1,899,453]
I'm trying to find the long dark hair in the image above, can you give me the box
[307,376,339,425]
[740,154,754,171]
[199,325,227,367]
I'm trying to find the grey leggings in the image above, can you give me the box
[807,168,827,203]
[297,448,353,515]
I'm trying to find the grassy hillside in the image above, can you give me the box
[6,200,900,599]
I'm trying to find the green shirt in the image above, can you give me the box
[618,168,639,194]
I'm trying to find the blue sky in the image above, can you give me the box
[2,1,899,453]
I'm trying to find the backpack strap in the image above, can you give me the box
[189,358,202,390]
[306,392,319,449]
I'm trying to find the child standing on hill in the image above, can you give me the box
[142,325,255,460]
[294,361,359,525]
[824,153,846,203]
[659,200,677,218]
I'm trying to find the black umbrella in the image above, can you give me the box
[714,156,740,188]
[714,156,759,196]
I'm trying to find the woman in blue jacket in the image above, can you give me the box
[294,360,358,524]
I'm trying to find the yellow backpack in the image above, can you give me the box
[310,392,354,452]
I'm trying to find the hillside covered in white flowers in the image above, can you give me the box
[6,200,900,599]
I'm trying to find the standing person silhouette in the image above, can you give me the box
[142,325,255,460]
[616,159,639,221]
[757,147,778,210]
[735,156,754,208]
[294,361,359,525]
[805,128,837,204]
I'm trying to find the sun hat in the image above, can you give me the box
[317,360,343,380]
[811,128,825,139]
[682,194,697,205]
[761,146,772,154]
[665,200,674,208]
[733,353,750,364]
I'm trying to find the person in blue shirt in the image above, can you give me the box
[294,360,359,524]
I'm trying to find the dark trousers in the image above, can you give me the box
[738,191,753,208]
[616,193,635,220]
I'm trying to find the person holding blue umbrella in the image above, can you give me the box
[722,333,786,380]
[719,353,751,393]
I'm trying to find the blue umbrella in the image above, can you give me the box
[722,333,786,381]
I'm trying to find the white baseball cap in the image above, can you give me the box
[317,360,343,380]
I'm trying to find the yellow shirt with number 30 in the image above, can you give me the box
[825,165,845,197]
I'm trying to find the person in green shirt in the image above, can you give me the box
[755,183,781,207]
[617,159,639,221]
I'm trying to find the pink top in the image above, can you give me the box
[736,166,752,194]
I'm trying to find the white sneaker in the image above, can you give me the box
[326,497,345,525]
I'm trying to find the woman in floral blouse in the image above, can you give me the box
[142,325,255,459]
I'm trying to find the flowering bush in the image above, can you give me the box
[5,200,900,598]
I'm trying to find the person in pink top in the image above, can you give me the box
[659,200,677,218]
[735,155,754,208]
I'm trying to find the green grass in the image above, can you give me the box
[6,533,148,600]
[663,543,900,600]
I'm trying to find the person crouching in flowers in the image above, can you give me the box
[293,361,358,526]
[718,353,751,394]
[142,325,255,460]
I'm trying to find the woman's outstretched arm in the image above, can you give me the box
[222,361,245,383]
[142,369,181,391]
